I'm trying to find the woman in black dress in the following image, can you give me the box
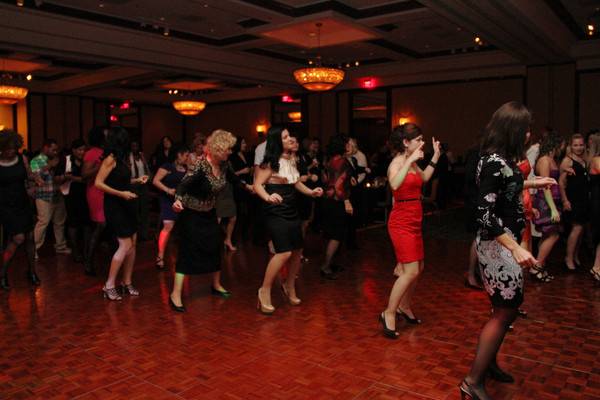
[152,145,189,270]
[254,126,323,314]
[229,137,253,242]
[63,139,90,263]
[589,133,600,281]
[169,130,237,312]
[0,129,39,289]
[559,134,589,271]
[150,136,175,173]
[95,127,148,301]
[460,102,556,400]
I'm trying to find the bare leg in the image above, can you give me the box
[212,270,228,291]
[105,237,133,289]
[121,234,137,285]
[535,233,560,269]
[156,220,174,266]
[170,273,185,307]
[224,216,237,250]
[284,250,303,301]
[259,251,292,308]
[565,224,583,269]
[321,239,340,273]
[383,261,420,331]
[398,261,424,317]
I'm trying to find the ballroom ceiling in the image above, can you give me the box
[0,0,598,104]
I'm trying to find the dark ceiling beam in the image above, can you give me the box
[419,0,575,64]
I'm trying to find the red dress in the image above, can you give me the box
[517,159,533,244]
[388,172,423,263]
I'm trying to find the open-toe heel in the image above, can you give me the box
[156,257,165,270]
[280,283,301,305]
[102,286,122,301]
[257,289,275,315]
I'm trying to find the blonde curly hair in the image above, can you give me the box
[206,129,236,157]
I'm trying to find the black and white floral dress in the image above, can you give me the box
[475,153,526,308]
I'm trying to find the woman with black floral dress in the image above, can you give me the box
[460,102,556,400]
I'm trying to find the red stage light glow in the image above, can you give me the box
[360,77,377,89]
[281,95,293,103]
[110,115,118,122]
[120,101,130,110]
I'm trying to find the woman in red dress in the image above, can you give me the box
[380,123,440,339]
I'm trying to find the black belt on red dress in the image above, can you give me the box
[395,198,420,203]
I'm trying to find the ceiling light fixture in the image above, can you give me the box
[172,100,206,116]
[293,23,344,92]
[0,68,28,105]
[16,0,24,6]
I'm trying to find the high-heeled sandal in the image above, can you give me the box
[257,288,275,315]
[224,242,237,252]
[529,266,553,282]
[379,312,399,339]
[459,379,490,400]
[120,283,140,296]
[156,256,165,270]
[280,283,301,305]
[396,309,422,324]
[590,268,600,282]
[102,286,122,301]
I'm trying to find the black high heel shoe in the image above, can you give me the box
[459,380,490,400]
[210,286,231,298]
[379,312,399,339]
[27,271,41,286]
[320,268,337,280]
[1,275,10,290]
[169,296,186,312]
[487,363,514,383]
[396,309,422,324]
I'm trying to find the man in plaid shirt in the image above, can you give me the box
[30,138,71,256]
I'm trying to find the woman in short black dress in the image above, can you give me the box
[254,126,323,314]
[229,137,253,241]
[460,102,556,400]
[0,129,39,289]
[169,130,238,312]
[152,145,189,270]
[95,127,148,301]
[559,134,589,271]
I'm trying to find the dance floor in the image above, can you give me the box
[1,215,600,399]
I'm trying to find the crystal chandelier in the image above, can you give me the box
[0,71,28,104]
[293,23,344,91]
[172,100,206,116]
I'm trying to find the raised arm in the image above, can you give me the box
[417,137,441,182]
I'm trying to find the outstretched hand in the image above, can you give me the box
[432,137,441,156]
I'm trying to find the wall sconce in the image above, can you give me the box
[288,111,301,122]
[398,117,411,125]
[256,124,267,134]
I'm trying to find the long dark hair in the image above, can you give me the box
[262,126,286,172]
[539,131,564,157]
[154,135,173,155]
[480,101,531,162]
[103,127,130,162]
[88,126,107,148]
[389,123,422,154]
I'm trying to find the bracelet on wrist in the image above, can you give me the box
[428,161,437,168]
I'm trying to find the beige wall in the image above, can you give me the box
[184,99,271,147]
[390,78,524,156]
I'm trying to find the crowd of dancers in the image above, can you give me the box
[1,100,599,400]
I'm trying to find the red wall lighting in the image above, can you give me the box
[110,115,118,122]
[281,95,294,103]
[360,77,378,89]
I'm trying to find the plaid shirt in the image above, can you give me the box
[30,154,59,202]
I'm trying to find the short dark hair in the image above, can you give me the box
[480,101,532,162]
[327,134,348,157]
[71,138,86,149]
[389,123,422,154]
[173,144,189,156]
[0,129,24,152]
[43,138,57,148]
